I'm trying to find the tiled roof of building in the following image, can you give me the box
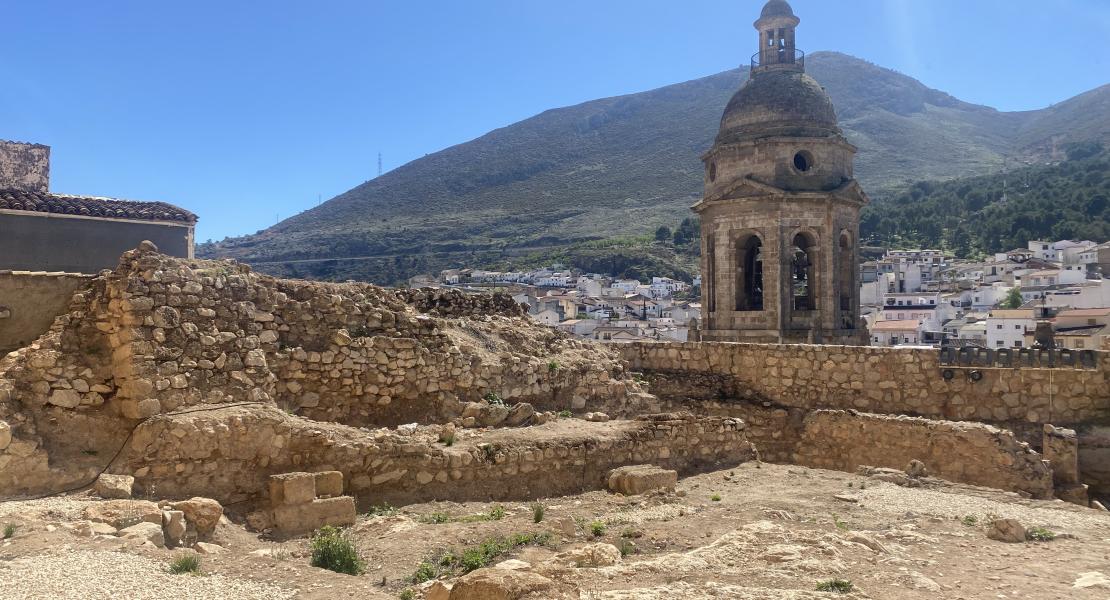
[872,319,920,331]
[0,188,197,223]
[990,309,1035,319]
[1058,307,1110,317]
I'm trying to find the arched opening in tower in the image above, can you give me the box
[790,232,816,311]
[838,232,854,329]
[735,235,764,311]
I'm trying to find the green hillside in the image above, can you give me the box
[200,53,1110,284]
[862,143,1110,256]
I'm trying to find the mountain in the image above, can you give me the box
[200,52,1110,284]
[861,143,1110,255]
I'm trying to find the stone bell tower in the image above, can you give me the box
[694,0,868,345]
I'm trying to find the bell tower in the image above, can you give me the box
[693,0,869,346]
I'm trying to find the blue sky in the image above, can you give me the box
[3,0,1108,242]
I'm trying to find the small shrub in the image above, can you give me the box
[547,361,560,373]
[557,410,573,418]
[479,443,500,463]
[531,503,545,523]
[589,520,606,537]
[399,590,415,600]
[816,579,854,593]
[81,449,98,456]
[2,524,15,539]
[419,512,450,524]
[483,392,505,406]
[831,514,849,531]
[168,553,200,574]
[710,494,721,502]
[618,539,636,557]
[1028,526,1056,542]
[443,434,455,447]
[620,527,642,539]
[310,525,366,575]
[365,502,398,518]
[411,561,437,584]
[961,515,978,526]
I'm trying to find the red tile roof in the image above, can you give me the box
[0,188,196,223]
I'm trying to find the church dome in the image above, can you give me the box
[716,69,839,144]
[760,0,795,19]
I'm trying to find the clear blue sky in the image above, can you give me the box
[3,0,1108,242]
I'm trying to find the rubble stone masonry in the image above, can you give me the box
[619,342,1109,426]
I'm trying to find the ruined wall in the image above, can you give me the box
[0,271,92,354]
[0,248,651,497]
[793,410,1055,499]
[620,342,1110,427]
[123,408,754,508]
[0,140,49,193]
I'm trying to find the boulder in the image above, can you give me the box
[448,567,558,600]
[94,474,135,499]
[74,520,118,537]
[987,519,1027,543]
[85,499,162,529]
[118,521,165,548]
[193,542,223,555]
[559,543,621,568]
[607,465,678,495]
[905,459,928,478]
[504,403,535,427]
[585,412,610,423]
[48,389,81,408]
[162,510,187,547]
[479,405,511,427]
[0,420,11,451]
[172,497,224,539]
[493,560,532,571]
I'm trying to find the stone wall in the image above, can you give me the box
[793,410,1054,498]
[0,248,652,497]
[0,271,92,354]
[122,407,754,508]
[0,140,49,193]
[620,342,1110,427]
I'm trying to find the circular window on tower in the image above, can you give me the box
[793,151,814,173]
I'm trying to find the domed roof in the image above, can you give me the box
[760,0,795,19]
[716,70,839,144]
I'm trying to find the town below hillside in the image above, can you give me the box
[432,238,1110,351]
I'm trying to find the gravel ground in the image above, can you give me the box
[0,495,98,520]
[857,483,1110,534]
[0,549,297,600]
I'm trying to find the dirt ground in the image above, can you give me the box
[1,461,1108,599]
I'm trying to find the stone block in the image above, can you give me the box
[94,473,134,499]
[119,521,165,548]
[1056,483,1089,506]
[1043,424,1080,486]
[85,499,161,529]
[171,497,223,539]
[162,510,187,547]
[271,496,356,537]
[607,465,678,496]
[448,567,560,600]
[987,519,1026,543]
[269,472,317,506]
[314,471,344,497]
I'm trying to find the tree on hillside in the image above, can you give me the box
[1002,287,1024,309]
[655,225,672,243]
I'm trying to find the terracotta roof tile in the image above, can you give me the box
[0,188,196,223]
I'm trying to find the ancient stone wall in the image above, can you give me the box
[0,140,49,193]
[793,410,1055,499]
[123,408,754,508]
[0,248,652,497]
[0,271,93,354]
[620,342,1110,427]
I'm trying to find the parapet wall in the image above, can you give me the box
[793,410,1055,499]
[124,408,755,507]
[0,271,92,354]
[619,342,1110,427]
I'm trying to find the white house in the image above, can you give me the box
[871,319,921,346]
[986,309,1036,348]
[532,309,561,327]
[1028,241,1055,262]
